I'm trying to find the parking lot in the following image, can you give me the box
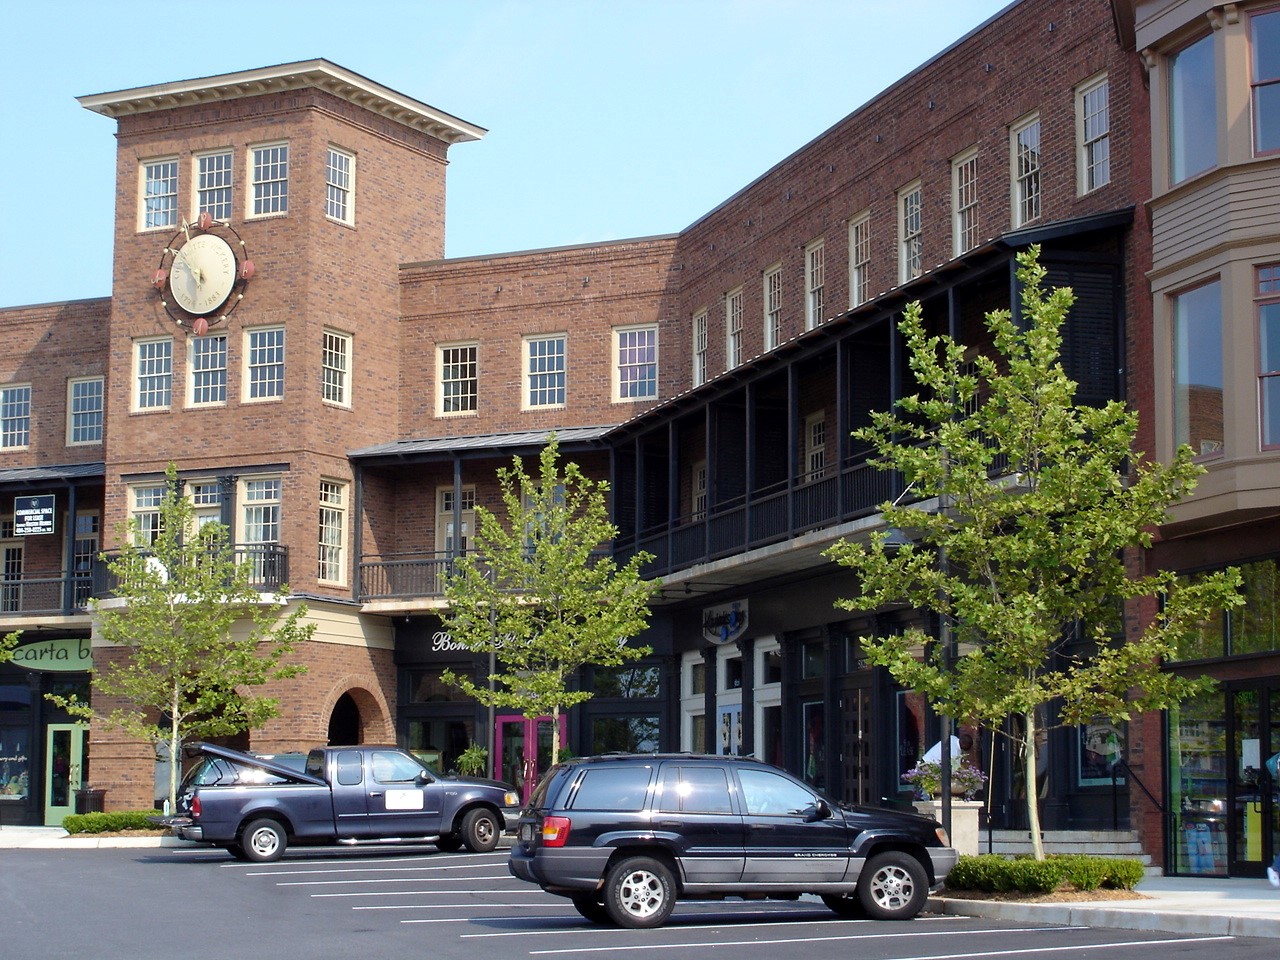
[7,846,1280,960]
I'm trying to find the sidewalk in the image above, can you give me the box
[4,825,1278,939]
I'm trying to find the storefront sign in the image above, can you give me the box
[14,495,55,536]
[702,600,748,645]
[11,638,92,673]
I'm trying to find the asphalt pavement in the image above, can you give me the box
[4,824,1279,940]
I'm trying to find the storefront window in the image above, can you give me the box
[801,641,825,679]
[1169,687,1228,875]
[406,669,464,703]
[802,700,825,788]
[0,724,31,800]
[406,718,473,773]
[1174,559,1280,660]
[593,665,660,698]
[592,715,659,754]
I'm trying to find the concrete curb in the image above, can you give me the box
[928,895,1280,940]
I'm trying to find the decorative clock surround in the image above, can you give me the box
[151,211,254,333]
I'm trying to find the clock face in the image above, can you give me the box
[169,233,237,315]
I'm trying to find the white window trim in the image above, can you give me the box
[187,333,228,409]
[611,323,659,404]
[680,651,707,752]
[1011,112,1042,227]
[725,286,744,370]
[325,144,356,226]
[522,333,567,410]
[804,410,827,482]
[237,474,283,546]
[318,477,348,586]
[898,181,923,284]
[804,238,826,330]
[242,326,286,404]
[752,636,782,763]
[692,309,709,387]
[763,263,782,351]
[322,328,353,409]
[0,383,32,450]
[193,148,234,224]
[247,141,289,220]
[847,213,870,308]
[436,340,479,417]
[951,147,979,257]
[133,337,173,413]
[66,376,104,447]
[1075,73,1110,195]
[139,156,180,232]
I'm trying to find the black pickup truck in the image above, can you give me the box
[160,742,521,862]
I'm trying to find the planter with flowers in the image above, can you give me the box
[905,759,987,856]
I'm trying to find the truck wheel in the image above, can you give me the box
[240,818,287,863]
[434,835,463,852]
[224,843,252,862]
[820,892,866,918]
[856,851,928,920]
[603,856,675,928]
[460,807,499,852]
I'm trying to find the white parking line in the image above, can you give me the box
[528,933,1232,957]
[277,874,510,886]
[248,861,509,877]
[462,915,886,937]
[313,889,549,898]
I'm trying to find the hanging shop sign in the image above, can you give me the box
[14,495,55,536]
[702,599,749,645]
[11,638,92,673]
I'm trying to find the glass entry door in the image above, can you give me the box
[44,724,87,826]
[494,715,566,804]
[1228,685,1280,877]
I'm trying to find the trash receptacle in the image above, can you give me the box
[74,788,106,814]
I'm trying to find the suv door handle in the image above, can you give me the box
[368,791,383,797]
[655,820,681,829]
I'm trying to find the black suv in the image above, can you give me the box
[508,753,957,928]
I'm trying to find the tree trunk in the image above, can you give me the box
[1023,710,1045,860]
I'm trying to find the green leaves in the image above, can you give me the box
[441,437,658,760]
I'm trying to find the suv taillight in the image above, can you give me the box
[541,815,571,847]
[190,795,201,818]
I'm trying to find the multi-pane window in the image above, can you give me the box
[439,343,478,414]
[251,143,289,217]
[243,478,281,544]
[1169,33,1218,181]
[849,215,870,307]
[135,338,173,410]
[322,329,351,406]
[805,412,827,482]
[189,482,222,530]
[0,385,31,449]
[143,159,178,229]
[1172,279,1223,457]
[726,287,743,369]
[1077,76,1111,192]
[190,334,227,406]
[763,265,782,350]
[73,513,99,605]
[899,183,922,282]
[805,240,825,330]
[67,377,103,445]
[1012,115,1041,226]
[1258,265,1280,447]
[952,150,979,255]
[693,310,709,386]
[246,327,285,400]
[132,485,166,545]
[692,461,707,521]
[325,146,355,224]
[614,325,658,401]
[525,334,566,408]
[196,150,233,222]
[318,479,347,584]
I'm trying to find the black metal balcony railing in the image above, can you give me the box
[0,569,94,617]
[90,543,290,600]
[355,460,908,603]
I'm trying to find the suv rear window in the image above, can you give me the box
[568,765,652,811]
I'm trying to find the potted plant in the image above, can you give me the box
[902,759,987,799]
[455,743,488,778]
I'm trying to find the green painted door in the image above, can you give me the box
[44,724,87,826]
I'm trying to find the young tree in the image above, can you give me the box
[825,248,1242,858]
[0,630,17,663]
[441,437,658,766]
[49,464,313,811]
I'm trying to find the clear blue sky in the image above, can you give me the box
[1,0,1012,307]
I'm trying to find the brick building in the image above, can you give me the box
[3,0,1270,882]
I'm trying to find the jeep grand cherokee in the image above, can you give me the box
[508,753,957,928]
